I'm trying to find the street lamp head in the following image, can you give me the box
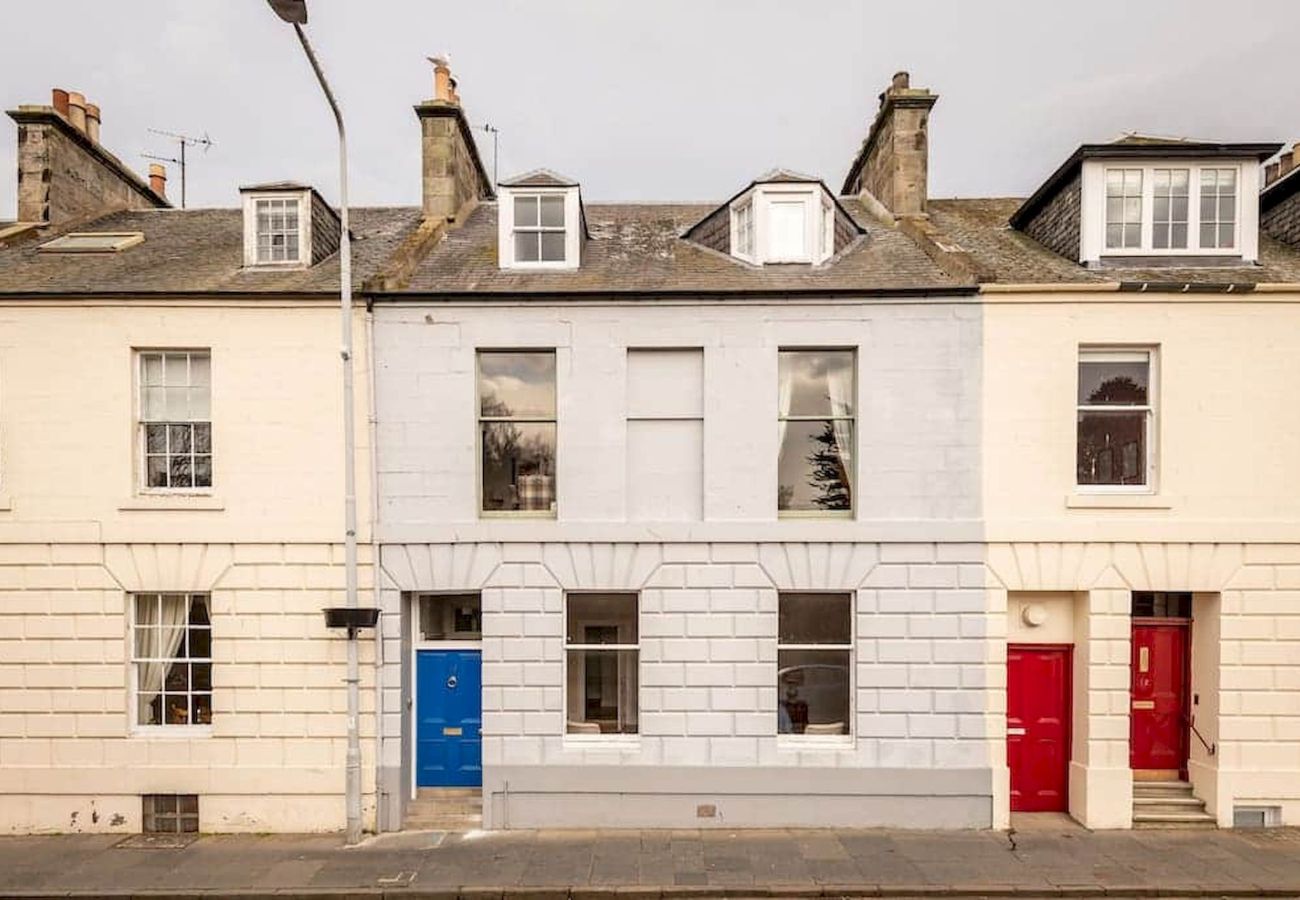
[266,0,307,24]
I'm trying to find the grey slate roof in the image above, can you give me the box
[396,200,969,295]
[0,206,423,295]
[931,198,1300,286]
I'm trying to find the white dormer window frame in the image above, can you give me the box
[728,184,835,266]
[241,191,311,268]
[1079,159,1260,264]
[498,186,582,271]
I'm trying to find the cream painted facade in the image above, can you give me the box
[982,291,1300,828]
[0,299,379,834]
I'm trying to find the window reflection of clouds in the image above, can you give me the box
[780,350,854,417]
[478,352,555,418]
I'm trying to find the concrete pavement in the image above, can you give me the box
[4,819,1300,898]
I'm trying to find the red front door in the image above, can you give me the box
[1007,644,1072,812]
[1130,622,1189,774]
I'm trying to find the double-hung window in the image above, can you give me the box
[1105,169,1144,250]
[1151,169,1190,250]
[512,194,566,263]
[1200,168,1237,249]
[565,593,638,736]
[132,593,212,728]
[1077,349,1154,490]
[254,197,302,264]
[139,350,212,490]
[478,350,557,514]
[778,592,852,737]
[777,349,855,514]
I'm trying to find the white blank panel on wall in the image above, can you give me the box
[628,420,703,520]
[626,349,704,521]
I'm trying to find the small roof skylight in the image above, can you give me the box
[39,232,145,253]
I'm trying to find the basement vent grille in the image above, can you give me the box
[1233,805,1280,828]
[142,794,199,834]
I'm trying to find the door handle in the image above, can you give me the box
[1007,727,1027,736]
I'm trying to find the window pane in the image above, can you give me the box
[1105,224,1122,249]
[1077,411,1147,486]
[164,694,190,725]
[189,595,210,626]
[778,593,851,644]
[481,422,556,511]
[513,232,539,262]
[566,593,638,645]
[164,354,187,385]
[189,387,210,420]
[566,649,638,734]
[147,456,169,487]
[138,689,161,726]
[768,200,807,258]
[168,424,191,454]
[1219,223,1234,247]
[145,424,167,453]
[779,350,855,417]
[1200,222,1216,247]
[514,196,539,228]
[142,354,163,386]
[539,231,566,262]
[1171,224,1187,248]
[777,420,852,512]
[165,386,189,420]
[192,695,212,726]
[189,628,211,659]
[418,593,483,640]
[193,423,212,454]
[539,195,565,227]
[193,456,212,488]
[1078,358,1148,405]
[778,649,850,735]
[169,455,193,488]
[478,352,556,418]
[192,663,212,691]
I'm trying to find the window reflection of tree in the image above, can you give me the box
[1079,375,1145,485]
[806,421,851,510]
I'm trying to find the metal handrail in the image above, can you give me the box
[1185,714,1216,756]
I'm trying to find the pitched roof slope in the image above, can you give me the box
[0,206,422,295]
[931,198,1300,286]
[397,200,970,295]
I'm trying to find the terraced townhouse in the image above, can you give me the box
[3,65,1300,836]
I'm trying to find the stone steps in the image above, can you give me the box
[1132,781,1217,829]
[404,788,482,831]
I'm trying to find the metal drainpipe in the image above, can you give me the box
[366,304,385,831]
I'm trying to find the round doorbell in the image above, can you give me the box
[1021,603,1048,627]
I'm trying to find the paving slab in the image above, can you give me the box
[3,826,1300,897]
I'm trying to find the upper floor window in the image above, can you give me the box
[778,349,854,515]
[132,592,211,728]
[139,350,211,491]
[1077,348,1154,490]
[1095,163,1245,257]
[512,194,566,263]
[478,350,556,514]
[254,198,302,264]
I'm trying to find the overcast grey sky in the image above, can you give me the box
[4,1,1300,215]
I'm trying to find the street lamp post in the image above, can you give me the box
[265,0,364,846]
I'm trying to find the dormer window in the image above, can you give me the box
[734,200,754,259]
[497,169,585,271]
[254,197,302,264]
[240,182,340,269]
[1103,165,1240,254]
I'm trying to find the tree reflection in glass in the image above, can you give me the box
[777,350,854,512]
[478,351,557,511]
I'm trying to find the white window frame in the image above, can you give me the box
[136,349,213,495]
[1081,159,1259,262]
[1075,347,1157,494]
[241,191,310,268]
[731,199,755,262]
[776,591,855,746]
[728,185,835,265]
[777,347,857,519]
[498,186,581,270]
[563,592,640,745]
[476,349,558,518]
[129,592,213,736]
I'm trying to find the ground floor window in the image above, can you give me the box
[565,593,638,735]
[417,592,482,640]
[778,592,852,735]
[132,593,211,727]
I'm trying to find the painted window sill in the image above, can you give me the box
[1065,493,1175,510]
[119,495,225,511]
[777,735,854,750]
[130,726,213,739]
[0,494,12,512]
[562,734,641,748]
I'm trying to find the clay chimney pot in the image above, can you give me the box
[891,71,910,91]
[85,103,101,143]
[67,91,87,133]
[148,163,167,197]
[430,56,452,103]
[52,88,70,117]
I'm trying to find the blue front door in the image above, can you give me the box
[416,650,482,787]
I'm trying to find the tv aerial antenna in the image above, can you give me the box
[141,129,214,208]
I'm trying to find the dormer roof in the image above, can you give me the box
[1010,135,1281,230]
[499,168,580,188]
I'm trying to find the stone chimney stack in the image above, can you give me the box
[9,86,170,224]
[414,57,494,221]
[1265,143,1300,188]
[841,71,938,219]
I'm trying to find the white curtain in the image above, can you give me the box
[777,357,795,456]
[137,595,189,723]
[825,361,854,488]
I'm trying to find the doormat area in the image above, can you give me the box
[113,832,200,850]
